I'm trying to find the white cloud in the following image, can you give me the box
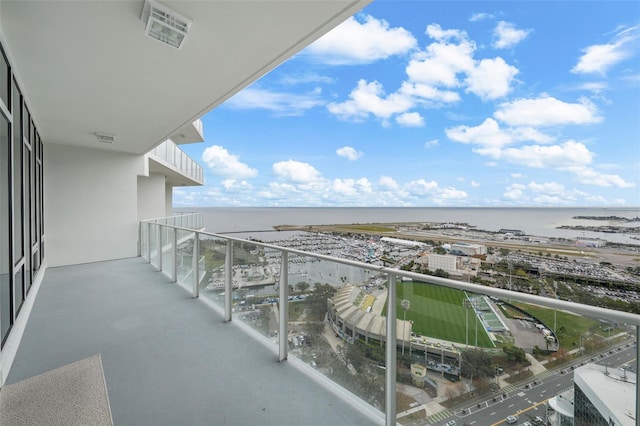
[499,140,593,168]
[446,118,554,149]
[470,12,494,22]
[492,21,531,49]
[327,79,413,122]
[379,176,400,190]
[202,145,258,178]
[336,146,363,161]
[405,179,439,195]
[572,25,639,75]
[225,87,324,116]
[406,34,475,87]
[328,23,521,126]
[470,180,480,187]
[272,160,322,183]
[448,113,634,190]
[575,82,608,93]
[400,82,461,103]
[396,112,425,127]
[425,24,469,42]
[424,139,439,149]
[494,95,602,127]
[564,166,636,188]
[465,57,519,100]
[438,187,468,199]
[305,14,417,65]
[279,73,334,86]
[501,180,626,206]
[503,183,525,200]
[528,181,566,195]
[332,178,373,196]
[221,179,253,191]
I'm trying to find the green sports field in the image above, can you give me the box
[387,282,494,348]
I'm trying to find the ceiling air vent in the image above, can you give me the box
[95,132,115,144]
[141,0,192,49]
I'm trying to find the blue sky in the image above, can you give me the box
[175,1,640,208]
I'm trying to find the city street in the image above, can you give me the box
[430,341,637,426]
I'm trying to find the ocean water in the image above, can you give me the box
[175,207,640,244]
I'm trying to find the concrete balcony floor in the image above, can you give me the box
[7,257,381,425]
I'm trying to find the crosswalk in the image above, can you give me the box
[425,368,565,424]
[425,409,452,424]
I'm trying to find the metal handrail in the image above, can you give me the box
[140,220,640,426]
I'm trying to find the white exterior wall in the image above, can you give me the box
[165,183,173,216]
[427,254,458,274]
[137,173,167,221]
[45,144,143,267]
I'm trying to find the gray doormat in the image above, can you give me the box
[1,354,113,425]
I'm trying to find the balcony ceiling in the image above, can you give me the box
[0,0,370,155]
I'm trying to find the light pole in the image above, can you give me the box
[580,334,590,356]
[401,299,410,357]
[475,305,478,347]
[463,299,470,347]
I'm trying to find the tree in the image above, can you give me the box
[433,269,450,278]
[499,248,510,256]
[433,246,447,255]
[473,376,492,393]
[502,345,527,363]
[295,281,310,292]
[461,349,494,379]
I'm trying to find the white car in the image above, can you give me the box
[506,415,518,424]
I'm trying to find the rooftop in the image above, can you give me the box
[575,363,636,426]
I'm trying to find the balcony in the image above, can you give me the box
[4,216,639,425]
[170,119,205,145]
[148,140,204,186]
[4,262,380,425]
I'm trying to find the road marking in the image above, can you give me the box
[508,404,514,408]
[489,398,551,426]
[470,421,476,425]
[556,383,561,386]
[490,412,496,416]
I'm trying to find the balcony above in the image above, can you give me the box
[5,258,381,426]
[169,119,205,145]
[148,140,204,186]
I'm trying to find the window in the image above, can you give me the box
[0,110,11,344]
[0,46,8,108]
[11,80,24,312]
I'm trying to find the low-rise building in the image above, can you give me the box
[548,363,636,426]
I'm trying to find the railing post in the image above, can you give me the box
[171,227,177,283]
[146,223,151,263]
[192,232,199,298]
[157,224,162,271]
[279,251,289,362]
[386,273,397,426]
[224,240,233,322]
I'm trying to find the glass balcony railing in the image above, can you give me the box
[148,139,204,183]
[138,219,640,426]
